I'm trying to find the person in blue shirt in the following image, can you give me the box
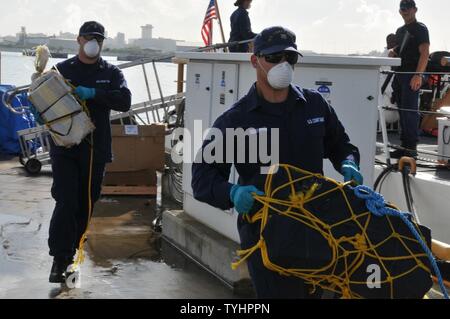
[229,0,257,52]
[48,21,131,283]
[192,26,362,298]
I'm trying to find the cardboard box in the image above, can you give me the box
[106,124,166,173]
[102,170,157,196]
[103,170,157,186]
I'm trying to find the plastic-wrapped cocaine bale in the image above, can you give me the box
[29,72,72,114]
[51,112,95,148]
[40,94,81,123]
[28,71,95,148]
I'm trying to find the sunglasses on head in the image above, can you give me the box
[258,51,299,65]
[83,35,104,42]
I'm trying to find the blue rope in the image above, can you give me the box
[354,185,449,299]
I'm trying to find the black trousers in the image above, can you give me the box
[48,149,105,258]
[237,217,323,299]
[394,74,420,148]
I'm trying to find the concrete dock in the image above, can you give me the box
[0,158,241,299]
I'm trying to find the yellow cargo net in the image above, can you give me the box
[231,164,433,299]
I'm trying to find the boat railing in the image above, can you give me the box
[378,67,450,165]
[1,55,187,174]
[1,54,186,124]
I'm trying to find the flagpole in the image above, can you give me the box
[214,0,228,52]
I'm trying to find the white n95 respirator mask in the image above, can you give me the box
[83,40,101,58]
[267,62,294,90]
[259,59,294,90]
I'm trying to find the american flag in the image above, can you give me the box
[201,0,217,46]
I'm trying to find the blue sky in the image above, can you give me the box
[1,0,448,54]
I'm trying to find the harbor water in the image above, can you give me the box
[0,51,179,105]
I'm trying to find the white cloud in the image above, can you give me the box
[313,17,328,26]
[64,4,83,32]
[356,0,397,31]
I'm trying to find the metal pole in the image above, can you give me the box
[141,64,157,123]
[177,64,185,94]
[214,0,228,52]
[152,61,169,121]
[378,105,392,166]
[172,57,188,94]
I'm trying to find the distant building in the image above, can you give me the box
[129,37,176,52]
[1,35,18,43]
[141,24,154,39]
[48,38,79,51]
[27,33,48,38]
[26,37,53,46]
[105,32,127,50]
[14,26,53,46]
[176,41,203,52]
[129,24,176,52]
[58,31,78,40]
[116,33,126,47]
[17,26,27,45]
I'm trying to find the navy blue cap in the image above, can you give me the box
[253,26,303,57]
[400,0,416,10]
[79,21,106,39]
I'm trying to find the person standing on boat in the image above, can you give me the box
[48,21,131,283]
[229,0,257,52]
[389,0,430,158]
[434,57,450,108]
[192,26,362,298]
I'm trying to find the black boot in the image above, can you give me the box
[390,149,406,159]
[390,142,418,159]
[404,142,418,158]
[49,256,73,283]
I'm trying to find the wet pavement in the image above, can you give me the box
[0,160,239,299]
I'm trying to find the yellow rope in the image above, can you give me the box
[232,164,432,299]
[72,132,94,269]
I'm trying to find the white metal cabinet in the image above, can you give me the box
[183,62,212,196]
[294,67,381,186]
[210,63,239,123]
[182,61,241,241]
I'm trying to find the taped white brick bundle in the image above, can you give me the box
[29,71,95,148]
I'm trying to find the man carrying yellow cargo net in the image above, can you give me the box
[192,26,362,299]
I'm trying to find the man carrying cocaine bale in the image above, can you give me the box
[48,21,132,283]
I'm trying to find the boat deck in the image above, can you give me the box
[376,132,450,181]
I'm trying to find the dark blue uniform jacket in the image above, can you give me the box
[51,56,132,162]
[192,84,360,211]
[229,7,257,52]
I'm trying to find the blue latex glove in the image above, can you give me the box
[230,185,264,215]
[341,160,363,185]
[74,86,96,101]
